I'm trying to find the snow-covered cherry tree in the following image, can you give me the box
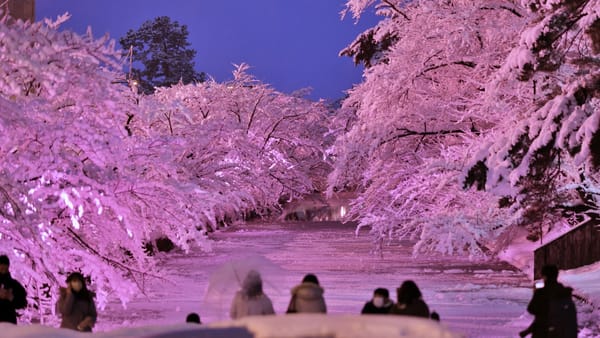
[0,14,158,322]
[463,0,600,240]
[331,0,527,256]
[132,64,332,224]
[1,11,334,325]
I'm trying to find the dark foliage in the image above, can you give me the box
[463,160,488,190]
[120,16,205,94]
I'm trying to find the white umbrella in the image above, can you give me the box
[204,254,286,304]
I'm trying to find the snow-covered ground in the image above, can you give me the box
[94,221,533,337]
[5,220,599,337]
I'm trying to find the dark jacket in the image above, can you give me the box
[287,282,326,313]
[361,299,394,314]
[56,287,97,331]
[0,273,27,324]
[527,282,576,338]
[389,298,429,318]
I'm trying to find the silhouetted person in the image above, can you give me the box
[186,312,201,324]
[389,280,429,318]
[520,264,577,338]
[287,273,326,313]
[56,272,97,332]
[230,270,275,319]
[361,287,394,314]
[0,255,27,324]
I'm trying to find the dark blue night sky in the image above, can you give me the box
[36,1,379,101]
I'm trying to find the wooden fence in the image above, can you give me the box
[534,219,600,279]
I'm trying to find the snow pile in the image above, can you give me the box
[0,323,251,338]
[209,314,460,338]
[0,315,459,338]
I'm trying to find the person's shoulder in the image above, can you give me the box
[303,282,324,292]
[389,304,402,314]
[290,283,303,294]
[556,283,574,298]
[533,287,547,297]
[10,277,26,288]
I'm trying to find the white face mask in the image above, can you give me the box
[373,296,385,308]
[70,280,83,292]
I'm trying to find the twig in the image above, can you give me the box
[382,0,409,20]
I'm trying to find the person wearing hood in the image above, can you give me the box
[286,273,326,313]
[56,272,97,332]
[361,287,393,314]
[230,270,275,319]
[0,255,27,324]
[389,280,429,318]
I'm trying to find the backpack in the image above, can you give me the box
[547,296,577,338]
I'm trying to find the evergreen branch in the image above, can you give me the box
[379,127,464,148]
[382,0,409,20]
[418,60,477,77]
[480,5,523,18]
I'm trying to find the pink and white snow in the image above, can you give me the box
[4,221,600,337]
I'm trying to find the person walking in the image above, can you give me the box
[0,255,27,324]
[361,287,394,314]
[56,272,97,332]
[520,264,577,338]
[230,270,275,319]
[286,273,326,314]
[389,280,429,318]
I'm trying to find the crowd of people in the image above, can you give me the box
[0,255,579,336]
[227,270,437,321]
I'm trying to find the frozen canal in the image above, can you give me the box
[98,221,533,337]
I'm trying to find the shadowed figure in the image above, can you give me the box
[186,312,201,324]
[520,264,577,338]
[0,255,27,324]
[389,280,429,318]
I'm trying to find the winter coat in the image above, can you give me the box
[0,273,27,323]
[287,282,326,313]
[56,287,97,331]
[229,291,275,319]
[361,299,394,314]
[389,298,429,318]
[527,281,577,338]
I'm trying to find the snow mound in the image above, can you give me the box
[1,315,460,338]
[209,313,460,338]
[0,323,251,338]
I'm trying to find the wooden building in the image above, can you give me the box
[2,0,35,23]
